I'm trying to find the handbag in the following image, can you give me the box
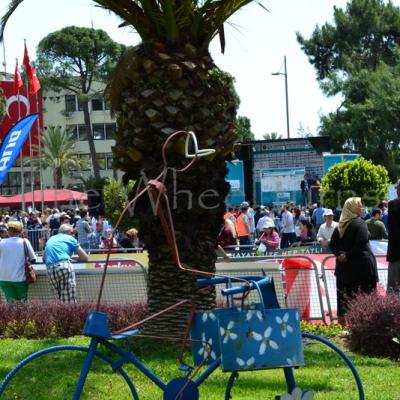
[23,240,36,284]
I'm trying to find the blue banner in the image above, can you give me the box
[0,113,38,185]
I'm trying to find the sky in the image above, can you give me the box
[0,0,355,139]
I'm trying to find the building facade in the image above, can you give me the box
[0,76,120,196]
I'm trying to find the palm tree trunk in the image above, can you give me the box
[82,101,101,180]
[109,44,238,335]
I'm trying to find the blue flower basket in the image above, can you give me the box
[190,304,263,366]
[217,308,304,371]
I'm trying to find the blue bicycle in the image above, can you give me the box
[0,275,365,399]
[0,132,365,399]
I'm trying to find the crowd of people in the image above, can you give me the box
[0,191,396,327]
[0,207,143,304]
[218,199,389,252]
[218,195,393,326]
[0,207,143,253]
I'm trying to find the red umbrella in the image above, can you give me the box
[0,189,88,206]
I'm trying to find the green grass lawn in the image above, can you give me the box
[0,336,399,399]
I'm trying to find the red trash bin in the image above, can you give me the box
[282,258,313,318]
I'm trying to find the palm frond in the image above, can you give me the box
[0,0,24,42]
[94,0,151,42]
[2,0,267,50]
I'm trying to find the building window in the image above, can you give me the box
[106,153,114,170]
[9,172,20,186]
[104,98,111,110]
[66,125,78,141]
[105,123,116,140]
[92,123,105,140]
[78,124,88,141]
[65,95,76,112]
[96,153,106,170]
[91,95,104,111]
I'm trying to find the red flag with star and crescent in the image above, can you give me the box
[0,81,43,156]
[29,66,41,95]
[23,43,33,80]
[23,44,41,95]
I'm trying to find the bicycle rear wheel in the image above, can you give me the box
[0,345,139,400]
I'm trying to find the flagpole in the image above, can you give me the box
[15,58,25,212]
[24,39,34,211]
[2,38,6,76]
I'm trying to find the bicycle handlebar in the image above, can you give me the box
[196,275,269,287]
[221,276,270,296]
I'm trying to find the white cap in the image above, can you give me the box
[323,209,334,217]
[262,219,275,229]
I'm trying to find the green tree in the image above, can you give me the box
[236,116,255,142]
[297,0,400,88]
[35,26,125,180]
[32,126,89,188]
[321,157,390,208]
[263,132,281,140]
[297,0,400,180]
[103,179,136,233]
[2,0,263,334]
[319,58,400,180]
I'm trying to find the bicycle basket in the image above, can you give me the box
[190,304,263,366]
[217,307,304,372]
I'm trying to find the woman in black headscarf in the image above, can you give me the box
[330,197,378,326]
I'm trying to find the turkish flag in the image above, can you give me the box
[29,66,41,95]
[13,62,23,95]
[23,44,33,80]
[0,80,43,156]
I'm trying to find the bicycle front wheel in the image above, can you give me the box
[0,345,139,400]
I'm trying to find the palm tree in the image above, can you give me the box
[2,0,262,334]
[32,126,89,188]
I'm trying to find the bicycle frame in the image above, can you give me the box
[71,310,224,400]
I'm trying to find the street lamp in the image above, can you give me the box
[272,55,290,139]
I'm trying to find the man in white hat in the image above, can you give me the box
[317,209,338,248]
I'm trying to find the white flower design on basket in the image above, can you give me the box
[197,333,216,360]
[246,305,263,321]
[286,355,299,366]
[277,387,314,400]
[201,310,216,323]
[255,326,279,355]
[276,313,293,338]
[220,321,238,344]
[236,356,255,368]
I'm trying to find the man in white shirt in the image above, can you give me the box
[256,209,274,236]
[280,205,296,248]
[317,209,338,248]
